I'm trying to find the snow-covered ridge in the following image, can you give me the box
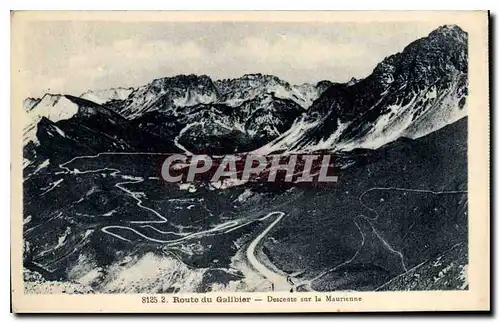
[258,72,467,154]
[116,75,220,119]
[80,87,134,105]
[338,73,467,151]
[23,74,330,150]
[23,97,41,111]
[24,94,79,145]
[23,24,468,156]
[72,74,331,120]
[216,74,327,110]
[253,24,469,154]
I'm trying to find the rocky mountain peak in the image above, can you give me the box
[80,87,134,105]
[372,24,467,87]
[259,24,469,154]
[150,74,217,92]
[241,73,281,81]
[429,24,467,40]
[23,97,41,111]
[346,77,358,86]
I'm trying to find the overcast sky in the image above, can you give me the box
[20,21,442,97]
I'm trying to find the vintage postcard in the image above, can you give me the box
[11,11,490,313]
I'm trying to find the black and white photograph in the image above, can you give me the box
[10,11,490,313]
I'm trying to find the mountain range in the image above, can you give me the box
[24,25,467,162]
[257,25,467,153]
[21,24,469,293]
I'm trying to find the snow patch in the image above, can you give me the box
[252,117,322,154]
[32,159,50,175]
[211,178,248,189]
[235,189,253,203]
[338,74,467,151]
[80,87,134,104]
[459,264,468,289]
[77,268,102,286]
[24,94,79,145]
[40,178,64,195]
[102,253,207,293]
[173,92,217,107]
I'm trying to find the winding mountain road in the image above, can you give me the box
[57,153,296,266]
[310,186,468,287]
[60,154,469,292]
[246,211,293,291]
